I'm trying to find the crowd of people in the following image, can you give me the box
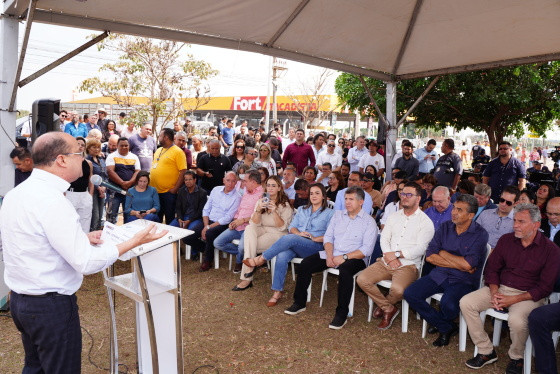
[6,108,560,374]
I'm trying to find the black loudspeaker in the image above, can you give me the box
[31,98,60,143]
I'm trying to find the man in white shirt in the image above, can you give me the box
[316,162,333,187]
[357,182,435,330]
[282,127,297,150]
[347,136,368,172]
[0,132,166,373]
[358,140,385,177]
[317,140,343,172]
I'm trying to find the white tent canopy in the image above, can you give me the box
[2,0,560,194]
[4,0,560,81]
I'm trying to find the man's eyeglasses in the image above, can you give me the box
[498,147,509,151]
[249,153,258,156]
[499,198,514,206]
[328,145,336,148]
[54,152,84,161]
[400,192,417,198]
[546,212,560,217]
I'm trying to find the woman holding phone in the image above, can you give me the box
[232,176,294,291]
[242,183,334,306]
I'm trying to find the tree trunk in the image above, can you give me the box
[486,127,504,159]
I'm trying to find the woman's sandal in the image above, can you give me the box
[266,291,285,307]
[242,256,266,277]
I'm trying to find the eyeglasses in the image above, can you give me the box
[54,152,84,161]
[249,153,258,156]
[546,212,560,217]
[499,198,514,206]
[235,145,244,149]
[260,148,269,152]
[400,192,417,198]
[498,147,509,151]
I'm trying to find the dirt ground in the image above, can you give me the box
[0,256,554,373]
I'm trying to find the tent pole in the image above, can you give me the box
[0,14,19,195]
[8,0,36,112]
[386,82,397,180]
[395,76,440,127]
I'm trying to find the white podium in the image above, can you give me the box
[102,220,192,374]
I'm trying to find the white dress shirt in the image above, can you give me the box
[0,169,119,295]
[316,151,343,170]
[380,207,435,269]
[347,146,368,172]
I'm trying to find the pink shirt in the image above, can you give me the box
[234,185,263,231]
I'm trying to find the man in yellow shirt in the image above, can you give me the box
[151,128,187,223]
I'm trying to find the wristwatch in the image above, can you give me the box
[395,251,401,258]
[206,225,211,230]
[342,254,349,261]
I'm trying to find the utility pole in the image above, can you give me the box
[272,57,287,125]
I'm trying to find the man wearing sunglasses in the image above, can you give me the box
[482,141,526,202]
[476,186,519,248]
[316,140,342,173]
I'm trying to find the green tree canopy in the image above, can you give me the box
[335,63,560,154]
[79,35,218,132]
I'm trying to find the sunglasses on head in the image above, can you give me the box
[499,198,513,206]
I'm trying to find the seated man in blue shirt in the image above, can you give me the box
[192,171,242,272]
[284,186,376,330]
[334,171,373,214]
[424,186,453,231]
[475,185,518,249]
[403,194,488,347]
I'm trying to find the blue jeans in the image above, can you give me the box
[169,217,204,255]
[213,229,245,263]
[106,192,125,224]
[125,213,161,223]
[158,192,177,224]
[403,276,475,333]
[90,192,105,231]
[262,234,323,291]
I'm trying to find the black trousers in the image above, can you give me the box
[529,302,560,374]
[293,252,365,318]
[10,291,81,374]
[184,220,229,263]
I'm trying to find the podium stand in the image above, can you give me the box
[103,220,192,374]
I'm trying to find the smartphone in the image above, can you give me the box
[262,192,270,204]
[139,210,146,214]
[208,168,214,174]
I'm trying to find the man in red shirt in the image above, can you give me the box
[281,128,315,175]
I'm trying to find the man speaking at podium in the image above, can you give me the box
[0,132,167,374]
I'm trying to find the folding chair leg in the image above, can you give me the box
[524,337,532,374]
[367,297,373,323]
[291,262,296,281]
[185,244,191,260]
[214,249,219,269]
[348,279,356,317]
[306,281,312,303]
[421,298,430,338]
[228,254,233,270]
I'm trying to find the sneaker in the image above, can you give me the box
[505,358,523,374]
[328,315,347,330]
[233,263,242,274]
[465,350,498,369]
[284,303,306,315]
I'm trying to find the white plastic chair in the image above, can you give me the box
[424,244,491,351]
[319,256,370,318]
[367,255,425,332]
[327,200,335,209]
[474,309,532,374]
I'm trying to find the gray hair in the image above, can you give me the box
[474,183,492,197]
[345,186,365,201]
[224,171,237,180]
[174,131,187,139]
[244,147,256,155]
[246,170,262,185]
[432,185,450,198]
[513,203,541,222]
[208,139,221,147]
[456,194,478,214]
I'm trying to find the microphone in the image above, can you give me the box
[91,174,132,196]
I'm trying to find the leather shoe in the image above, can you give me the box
[233,263,242,274]
[427,326,439,334]
[232,281,253,291]
[378,307,399,330]
[373,306,383,319]
[199,261,211,272]
[432,324,459,347]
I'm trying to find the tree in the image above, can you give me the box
[79,35,218,132]
[335,63,560,154]
[284,69,339,130]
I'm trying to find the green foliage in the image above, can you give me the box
[335,62,560,153]
[16,109,30,119]
[79,35,218,132]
